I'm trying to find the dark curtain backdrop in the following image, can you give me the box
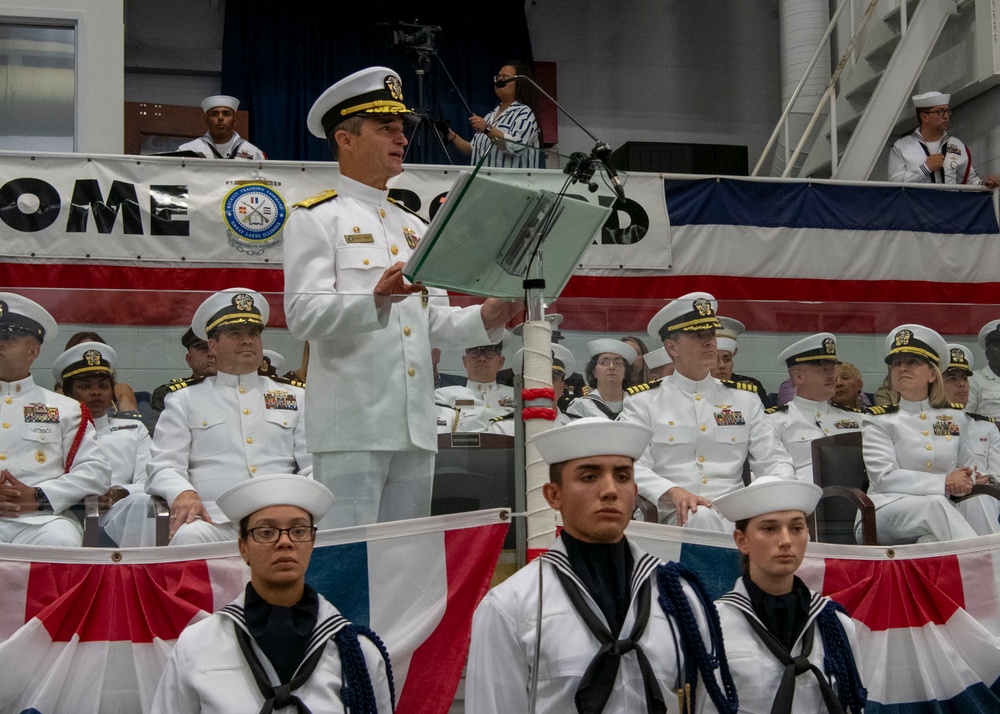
[221,1,534,162]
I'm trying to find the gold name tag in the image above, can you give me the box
[344,233,374,243]
[454,399,475,407]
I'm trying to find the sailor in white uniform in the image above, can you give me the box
[566,339,637,420]
[485,343,576,435]
[151,474,394,713]
[177,95,266,160]
[644,346,674,380]
[966,319,1000,417]
[435,333,515,433]
[714,477,867,714]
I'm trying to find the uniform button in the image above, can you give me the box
[391,245,399,255]
[380,208,386,218]
[698,455,705,463]
[702,477,708,484]
[243,409,250,415]
[4,397,10,404]
[816,412,822,418]
[926,461,933,468]
[699,425,706,432]
[945,435,952,441]
[731,436,736,442]
[695,395,702,401]
[668,421,674,426]
[922,430,929,436]
[250,465,257,473]
[824,429,830,434]
[39,435,45,441]
[408,368,416,377]
[0,454,5,460]
[239,387,247,394]
[403,326,411,336]
[925,444,933,451]
[363,259,370,265]
[246,437,254,444]
[202,420,208,426]
[1,423,8,429]
[668,436,674,442]
[283,420,288,425]
[919,413,927,420]
[352,226,360,232]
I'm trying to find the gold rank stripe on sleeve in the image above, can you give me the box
[167,376,206,392]
[865,405,899,416]
[271,375,306,389]
[490,412,515,423]
[292,189,338,209]
[764,404,788,414]
[387,197,429,225]
[721,380,759,393]
[968,412,998,423]
[840,405,865,413]
[625,379,661,396]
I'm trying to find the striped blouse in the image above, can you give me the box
[470,101,541,169]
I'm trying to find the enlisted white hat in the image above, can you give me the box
[712,476,822,522]
[587,338,637,364]
[644,346,672,369]
[512,314,564,338]
[945,343,974,375]
[883,323,948,366]
[201,95,240,113]
[307,66,417,139]
[192,287,270,340]
[261,349,285,372]
[511,343,576,377]
[647,292,723,342]
[977,320,1000,350]
[217,474,335,525]
[778,333,838,367]
[912,91,950,108]
[0,293,57,345]
[52,341,116,383]
[530,417,653,464]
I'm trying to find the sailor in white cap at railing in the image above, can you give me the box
[177,94,267,160]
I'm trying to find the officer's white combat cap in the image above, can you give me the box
[712,476,822,522]
[261,349,284,372]
[945,343,974,375]
[778,333,838,367]
[912,91,950,108]
[647,292,723,342]
[511,343,576,377]
[587,339,637,364]
[883,324,948,366]
[307,66,417,139]
[217,474,335,525]
[201,95,240,113]
[0,293,57,345]
[977,320,1000,350]
[530,417,653,465]
[52,341,116,383]
[643,346,672,369]
[192,287,270,340]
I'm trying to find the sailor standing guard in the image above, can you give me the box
[713,477,867,714]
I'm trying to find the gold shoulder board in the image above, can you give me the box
[293,189,338,209]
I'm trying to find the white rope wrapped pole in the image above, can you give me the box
[522,319,557,556]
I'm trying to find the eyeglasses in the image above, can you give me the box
[466,347,502,358]
[493,74,514,84]
[922,108,953,117]
[597,357,626,367]
[245,526,317,543]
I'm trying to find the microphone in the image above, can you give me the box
[591,141,626,203]
[494,76,515,88]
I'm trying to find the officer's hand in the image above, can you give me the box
[98,486,130,512]
[945,466,974,497]
[480,299,523,331]
[974,469,990,485]
[926,153,945,172]
[983,175,1000,190]
[374,262,423,306]
[169,490,213,539]
[662,486,712,527]
[0,470,39,517]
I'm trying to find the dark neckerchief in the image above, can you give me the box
[244,582,320,684]
[561,530,634,634]
[743,574,811,653]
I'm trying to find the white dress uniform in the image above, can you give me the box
[888,132,985,184]
[716,578,864,714]
[955,412,1000,534]
[619,374,795,528]
[0,377,110,545]
[145,371,311,543]
[466,536,724,713]
[151,590,392,714]
[966,367,1000,417]
[177,132,265,160]
[434,380,515,433]
[566,389,623,420]
[282,175,498,527]
[94,413,154,547]
[861,399,980,543]
[765,397,863,481]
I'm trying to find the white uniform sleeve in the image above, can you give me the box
[862,416,944,496]
[125,423,152,493]
[465,591,531,713]
[145,393,196,506]
[42,407,111,514]
[293,389,313,477]
[425,290,497,351]
[888,139,931,183]
[744,398,796,480]
[619,394,682,503]
[150,637,200,714]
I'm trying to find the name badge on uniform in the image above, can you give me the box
[344,233,374,244]
[264,390,298,410]
[454,399,475,407]
[403,226,419,249]
[834,420,859,430]
[24,404,60,423]
[713,408,745,426]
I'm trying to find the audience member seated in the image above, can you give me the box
[622,335,651,388]
[967,319,1000,417]
[148,328,219,431]
[146,288,311,546]
[861,324,983,543]
[488,344,576,434]
[53,341,153,546]
[58,331,139,413]
[258,349,284,378]
[566,339,636,420]
[765,334,862,481]
[0,293,110,546]
[435,335,515,433]
[831,361,872,410]
[712,317,770,406]
[643,346,674,380]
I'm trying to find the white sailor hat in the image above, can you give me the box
[945,343,974,375]
[52,341,116,383]
[587,338,637,364]
[883,323,948,366]
[778,333,838,367]
[261,349,285,372]
[647,292,723,342]
[530,417,653,465]
[201,95,239,113]
[912,91,950,108]
[217,474,335,525]
[711,476,822,522]
[644,346,672,369]
[977,320,1000,350]
[716,317,745,354]
[307,66,417,139]
[192,287,270,340]
[0,293,57,345]
[511,343,576,377]
[512,314,564,338]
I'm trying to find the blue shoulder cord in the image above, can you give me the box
[817,601,868,713]
[335,623,397,713]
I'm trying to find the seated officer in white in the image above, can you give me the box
[177,95,266,160]
[966,319,1000,417]
[152,475,394,713]
[619,292,795,530]
[258,349,285,378]
[466,418,738,713]
[566,339,637,420]
[765,334,863,481]
[714,477,867,714]
[0,293,110,546]
[53,341,152,546]
[434,333,515,433]
[146,288,311,545]
[486,344,576,435]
